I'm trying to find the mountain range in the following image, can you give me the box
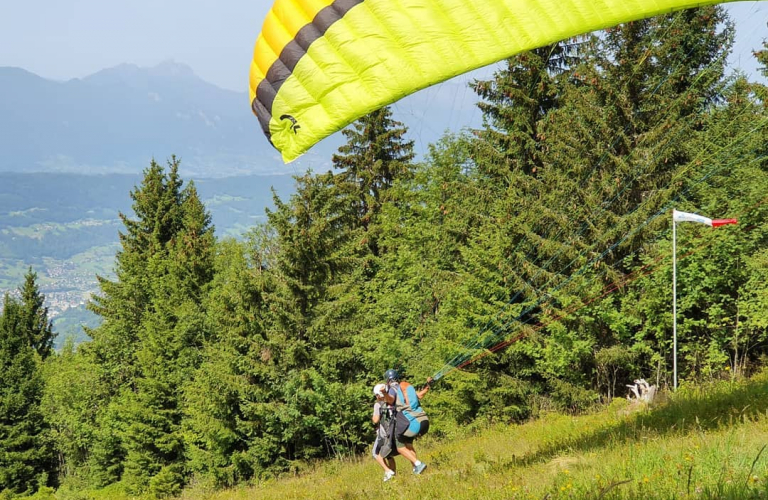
[0,61,341,177]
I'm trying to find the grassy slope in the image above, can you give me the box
[33,373,768,500]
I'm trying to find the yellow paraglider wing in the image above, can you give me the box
[249,0,739,162]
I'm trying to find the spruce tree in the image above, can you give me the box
[332,106,415,256]
[471,42,577,180]
[614,66,768,385]
[513,7,734,310]
[184,235,280,485]
[19,269,54,360]
[428,42,582,417]
[122,176,214,496]
[84,157,215,494]
[462,40,581,341]
[530,7,737,393]
[0,272,55,495]
[540,7,733,266]
[257,171,370,465]
[445,8,737,411]
[755,25,768,103]
[265,172,357,367]
[88,160,170,392]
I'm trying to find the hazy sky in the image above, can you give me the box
[2,1,765,88]
[1,1,766,154]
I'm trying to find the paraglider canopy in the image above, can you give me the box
[249,0,743,163]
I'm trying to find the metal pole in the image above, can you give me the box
[672,214,677,391]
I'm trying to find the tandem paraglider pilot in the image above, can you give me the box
[375,369,432,479]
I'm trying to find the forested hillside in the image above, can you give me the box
[0,172,296,265]
[1,7,766,499]
[0,172,296,346]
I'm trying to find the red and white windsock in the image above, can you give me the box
[672,209,737,227]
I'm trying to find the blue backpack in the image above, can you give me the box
[394,382,430,439]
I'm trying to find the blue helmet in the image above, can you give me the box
[384,369,399,382]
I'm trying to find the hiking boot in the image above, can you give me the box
[383,470,395,482]
[413,462,427,475]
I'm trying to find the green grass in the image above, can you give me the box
[62,243,119,277]
[0,259,28,290]
[23,373,768,500]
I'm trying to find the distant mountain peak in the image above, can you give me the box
[84,63,139,82]
[82,60,201,88]
[150,59,196,78]
[0,66,42,78]
[0,62,306,177]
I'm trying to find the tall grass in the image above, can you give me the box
[24,372,768,500]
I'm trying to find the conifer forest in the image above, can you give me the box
[1,8,767,498]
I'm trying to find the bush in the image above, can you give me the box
[548,378,600,413]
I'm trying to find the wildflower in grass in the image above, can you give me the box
[643,476,650,484]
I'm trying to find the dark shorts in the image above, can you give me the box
[395,434,413,448]
[395,420,429,448]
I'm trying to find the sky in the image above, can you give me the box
[1,1,766,156]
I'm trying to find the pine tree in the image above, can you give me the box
[332,106,415,256]
[540,7,733,266]
[83,157,215,494]
[19,268,54,360]
[530,7,738,392]
[470,42,578,181]
[184,235,281,486]
[441,8,738,411]
[0,273,55,495]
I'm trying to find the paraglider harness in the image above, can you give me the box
[377,381,430,459]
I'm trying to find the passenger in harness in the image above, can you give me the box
[379,369,432,475]
[371,383,397,482]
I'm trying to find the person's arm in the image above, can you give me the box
[382,385,396,405]
[416,377,434,399]
[372,402,381,425]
